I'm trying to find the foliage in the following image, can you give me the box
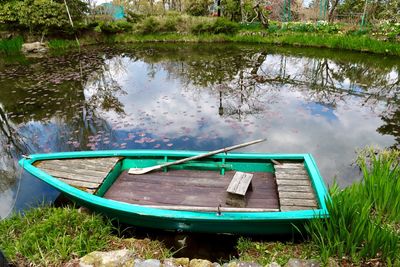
[236,237,318,266]
[185,0,212,16]
[356,148,400,222]
[134,15,190,35]
[0,0,22,26]
[280,21,341,33]
[336,0,399,22]
[306,148,400,264]
[95,20,133,34]
[0,36,23,55]
[125,10,145,24]
[223,0,242,21]
[135,16,162,34]
[374,21,400,41]
[0,0,88,34]
[48,39,79,50]
[0,205,173,266]
[191,17,239,35]
[0,205,113,266]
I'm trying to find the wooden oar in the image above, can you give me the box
[128,139,266,175]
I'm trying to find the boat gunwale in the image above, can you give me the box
[18,150,329,221]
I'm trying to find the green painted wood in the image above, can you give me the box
[95,161,122,197]
[19,150,329,235]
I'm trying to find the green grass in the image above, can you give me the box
[0,36,23,55]
[236,237,318,266]
[108,31,400,56]
[0,205,172,266]
[48,39,80,51]
[228,33,400,56]
[306,148,400,265]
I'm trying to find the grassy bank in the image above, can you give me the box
[102,32,400,56]
[77,18,400,56]
[0,148,399,266]
[0,206,172,266]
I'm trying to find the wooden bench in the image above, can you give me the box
[226,171,253,207]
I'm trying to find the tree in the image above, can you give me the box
[0,0,88,34]
[184,0,212,16]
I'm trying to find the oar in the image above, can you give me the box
[128,139,266,175]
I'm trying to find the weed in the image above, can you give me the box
[0,36,23,55]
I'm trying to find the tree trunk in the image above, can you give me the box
[253,2,269,28]
[328,0,340,22]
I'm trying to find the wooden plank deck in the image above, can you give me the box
[104,170,280,210]
[34,157,121,194]
[274,162,319,211]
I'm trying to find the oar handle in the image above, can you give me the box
[160,139,266,168]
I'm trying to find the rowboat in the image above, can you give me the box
[19,150,329,235]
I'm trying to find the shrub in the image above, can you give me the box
[213,17,239,34]
[136,16,161,34]
[191,17,239,35]
[185,0,212,16]
[125,11,144,24]
[97,20,133,34]
[191,20,215,34]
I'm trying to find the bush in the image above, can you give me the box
[191,17,239,35]
[135,16,185,34]
[213,17,239,34]
[136,16,161,34]
[96,20,133,34]
[125,11,144,24]
[185,0,212,16]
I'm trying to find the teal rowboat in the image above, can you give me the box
[19,150,329,235]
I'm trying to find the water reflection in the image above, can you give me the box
[0,44,399,218]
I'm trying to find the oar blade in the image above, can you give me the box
[128,165,161,175]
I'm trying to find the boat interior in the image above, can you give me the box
[34,155,319,212]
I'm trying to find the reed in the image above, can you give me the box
[306,148,400,265]
[357,148,400,222]
[0,36,23,55]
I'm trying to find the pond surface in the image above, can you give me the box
[0,43,399,219]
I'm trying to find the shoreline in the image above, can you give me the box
[2,31,400,57]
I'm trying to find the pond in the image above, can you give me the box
[0,43,399,220]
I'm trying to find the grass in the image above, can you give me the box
[0,205,172,266]
[0,36,23,55]
[107,31,400,56]
[236,237,318,266]
[305,148,400,265]
[47,39,80,51]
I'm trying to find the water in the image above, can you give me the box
[0,43,399,219]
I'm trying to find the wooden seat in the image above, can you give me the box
[226,171,253,207]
